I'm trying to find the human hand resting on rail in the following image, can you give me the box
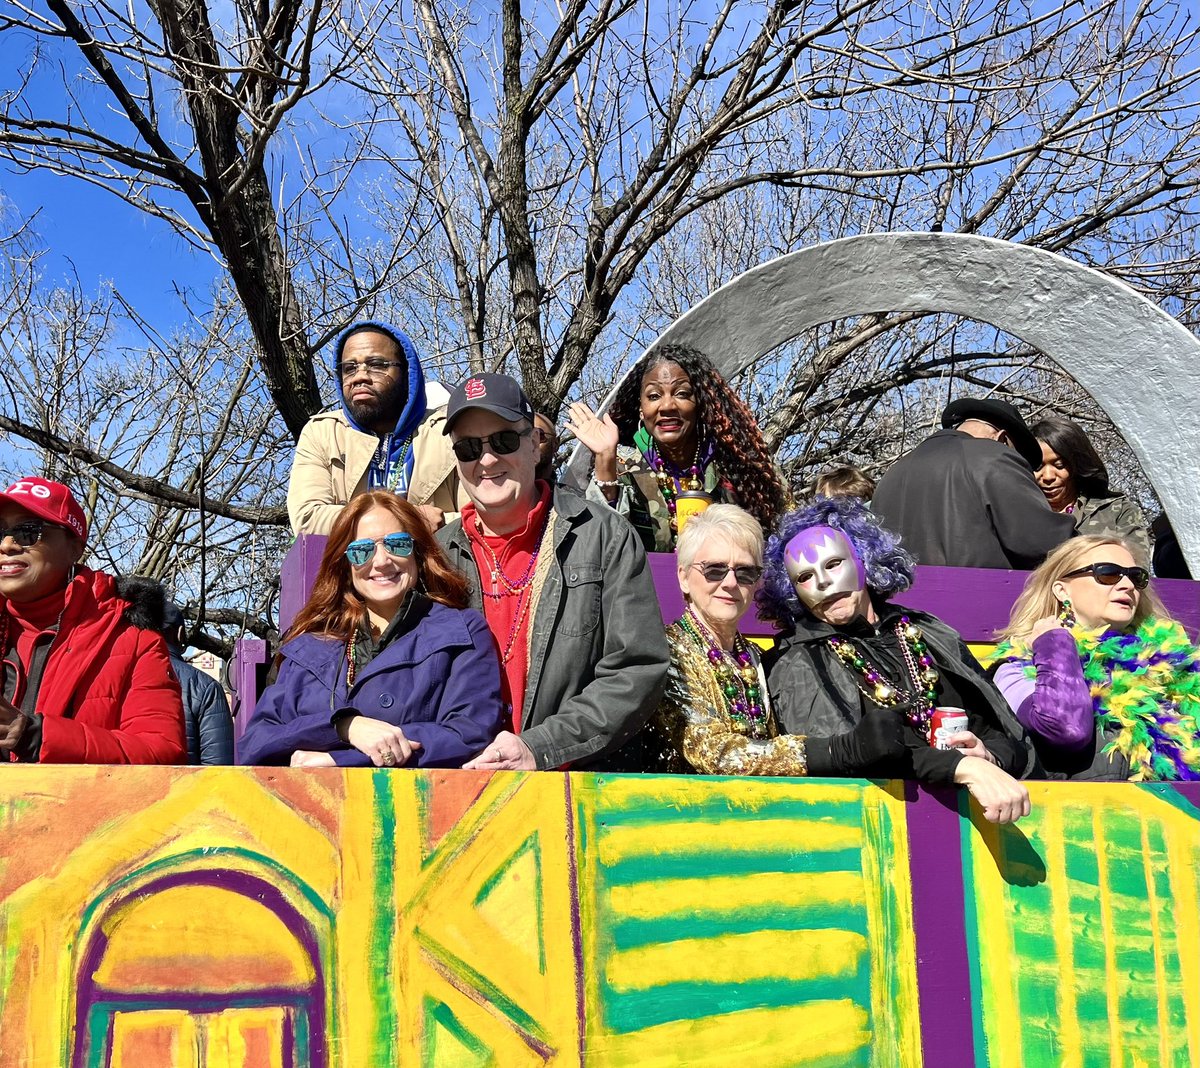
[947,730,997,764]
[290,750,336,767]
[463,730,537,771]
[335,714,422,767]
[0,696,28,752]
[954,757,1030,824]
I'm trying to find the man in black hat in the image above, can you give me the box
[435,373,669,771]
[873,397,1074,569]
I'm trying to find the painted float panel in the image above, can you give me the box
[0,768,1197,1066]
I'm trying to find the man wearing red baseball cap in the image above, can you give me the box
[0,477,186,763]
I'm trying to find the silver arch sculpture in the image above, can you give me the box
[567,231,1200,567]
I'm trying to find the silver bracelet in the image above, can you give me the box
[592,476,621,489]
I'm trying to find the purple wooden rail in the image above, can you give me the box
[236,537,1200,717]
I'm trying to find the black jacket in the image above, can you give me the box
[873,429,1073,569]
[763,600,1037,783]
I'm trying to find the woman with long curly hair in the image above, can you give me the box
[238,491,501,768]
[988,535,1200,781]
[565,344,788,552]
[758,496,1034,824]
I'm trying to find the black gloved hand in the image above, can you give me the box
[806,711,905,776]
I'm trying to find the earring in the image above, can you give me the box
[1058,597,1075,627]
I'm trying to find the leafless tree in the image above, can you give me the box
[3,0,1199,651]
[354,0,1200,486]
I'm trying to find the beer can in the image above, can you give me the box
[930,706,969,750]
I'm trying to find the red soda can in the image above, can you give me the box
[930,707,969,750]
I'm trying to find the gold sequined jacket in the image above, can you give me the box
[646,621,808,775]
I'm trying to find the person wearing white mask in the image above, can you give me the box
[759,496,1035,824]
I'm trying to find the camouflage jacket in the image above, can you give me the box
[1072,492,1151,566]
[586,445,737,553]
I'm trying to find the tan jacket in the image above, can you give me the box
[287,405,468,534]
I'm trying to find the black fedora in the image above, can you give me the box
[941,397,1042,470]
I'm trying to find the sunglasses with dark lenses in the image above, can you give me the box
[0,521,45,547]
[345,532,414,567]
[1061,562,1149,589]
[451,428,533,463]
[692,562,764,586]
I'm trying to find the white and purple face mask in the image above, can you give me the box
[784,526,866,609]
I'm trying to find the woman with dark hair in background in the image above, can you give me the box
[1031,414,1150,563]
[239,490,500,768]
[759,496,1033,823]
[565,344,788,552]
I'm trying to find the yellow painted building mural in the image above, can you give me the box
[0,767,1197,1066]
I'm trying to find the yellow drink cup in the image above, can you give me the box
[674,490,712,536]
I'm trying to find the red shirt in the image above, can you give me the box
[1,587,68,708]
[461,483,553,733]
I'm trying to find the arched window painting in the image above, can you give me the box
[72,870,327,1068]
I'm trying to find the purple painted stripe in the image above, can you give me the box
[905,782,976,1067]
[286,538,1200,644]
[71,866,328,1068]
[564,776,587,1065]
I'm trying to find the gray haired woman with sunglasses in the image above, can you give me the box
[989,536,1200,781]
[636,505,811,775]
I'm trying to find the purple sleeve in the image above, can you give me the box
[402,611,502,768]
[237,660,344,765]
[995,630,1093,753]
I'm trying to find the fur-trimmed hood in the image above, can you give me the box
[113,574,169,632]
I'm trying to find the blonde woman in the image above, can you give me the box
[989,536,1200,781]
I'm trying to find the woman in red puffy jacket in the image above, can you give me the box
[0,477,186,763]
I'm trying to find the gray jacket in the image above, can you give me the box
[438,486,670,769]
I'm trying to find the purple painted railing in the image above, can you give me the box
[254,531,1200,648]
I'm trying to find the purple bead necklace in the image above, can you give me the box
[681,607,768,739]
[826,614,939,731]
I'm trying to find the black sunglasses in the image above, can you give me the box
[1061,562,1149,589]
[451,427,533,463]
[691,562,764,586]
[0,521,45,548]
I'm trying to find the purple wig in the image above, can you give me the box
[757,496,916,624]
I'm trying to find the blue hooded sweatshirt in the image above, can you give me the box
[334,320,428,494]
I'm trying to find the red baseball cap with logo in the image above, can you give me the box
[0,477,88,543]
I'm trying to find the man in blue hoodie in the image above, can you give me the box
[287,321,467,534]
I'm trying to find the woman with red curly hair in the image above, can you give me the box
[566,344,789,553]
[239,491,501,768]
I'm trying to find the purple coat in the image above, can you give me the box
[238,597,501,767]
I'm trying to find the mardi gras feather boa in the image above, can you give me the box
[990,618,1200,781]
